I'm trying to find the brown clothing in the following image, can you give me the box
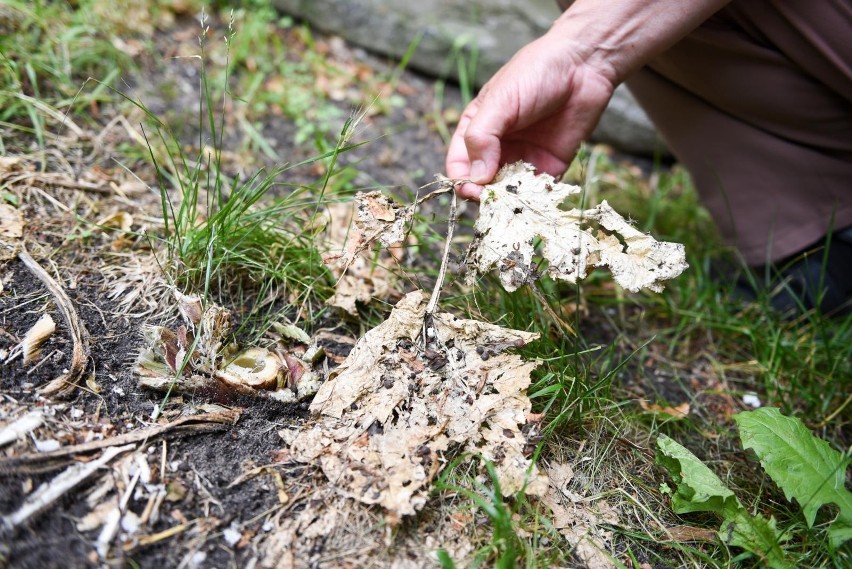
[560,0,852,264]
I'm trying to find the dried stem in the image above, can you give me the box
[425,184,457,316]
[18,248,91,396]
[527,281,576,337]
[0,409,240,475]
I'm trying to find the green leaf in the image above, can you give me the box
[721,511,790,569]
[735,408,852,546]
[435,549,457,569]
[657,434,791,567]
[656,434,741,517]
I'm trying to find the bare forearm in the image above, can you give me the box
[551,0,731,83]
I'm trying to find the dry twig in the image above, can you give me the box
[18,248,91,397]
[1,444,135,530]
[0,409,240,474]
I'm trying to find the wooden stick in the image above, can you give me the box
[2,444,135,530]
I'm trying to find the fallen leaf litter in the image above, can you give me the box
[286,289,548,516]
[133,162,686,529]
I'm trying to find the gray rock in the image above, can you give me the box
[272,0,665,155]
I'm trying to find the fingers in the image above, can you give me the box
[461,93,511,183]
[446,109,483,200]
[447,87,516,201]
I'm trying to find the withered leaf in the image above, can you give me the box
[0,203,23,260]
[328,191,412,272]
[321,201,401,315]
[468,162,688,293]
[289,290,548,516]
[540,462,619,569]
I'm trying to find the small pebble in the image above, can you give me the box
[742,393,761,408]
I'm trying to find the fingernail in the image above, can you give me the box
[470,160,487,183]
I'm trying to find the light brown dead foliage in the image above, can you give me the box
[258,483,475,568]
[469,162,688,293]
[321,197,406,315]
[0,201,23,261]
[286,290,548,517]
[540,461,619,569]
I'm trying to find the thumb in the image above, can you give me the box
[463,100,510,184]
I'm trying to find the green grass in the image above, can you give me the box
[562,149,851,567]
[0,0,154,146]
[124,9,371,345]
[0,0,367,339]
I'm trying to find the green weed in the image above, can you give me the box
[658,408,851,568]
[120,9,366,345]
[435,458,564,568]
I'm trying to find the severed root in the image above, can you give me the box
[17,249,91,397]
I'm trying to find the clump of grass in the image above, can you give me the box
[127,8,365,342]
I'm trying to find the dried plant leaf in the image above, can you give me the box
[540,462,619,569]
[0,202,23,260]
[0,203,22,239]
[321,201,402,315]
[16,251,91,397]
[258,484,476,568]
[326,258,395,315]
[327,191,412,272]
[468,162,688,293]
[638,400,690,419]
[0,156,24,175]
[289,290,548,517]
[666,525,718,543]
[5,313,55,364]
[174,290,203,329]
[95,211,133,232]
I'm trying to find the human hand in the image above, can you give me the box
[446,0,730,200]
[446,31,616,200]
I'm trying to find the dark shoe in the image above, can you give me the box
[732,228,852,317]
